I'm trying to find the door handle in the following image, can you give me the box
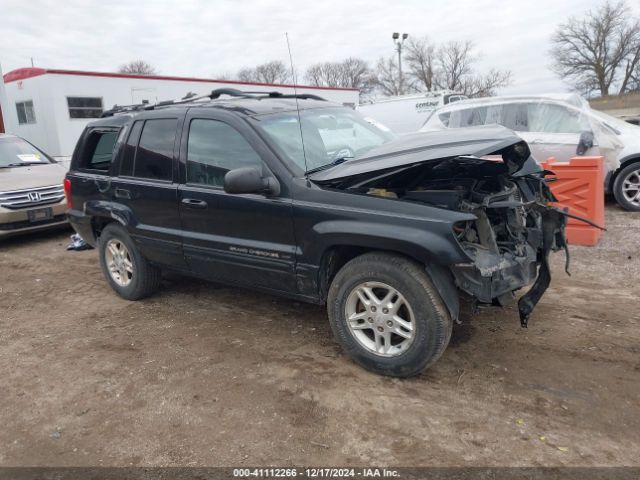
[114,188,131,199]
[181,198,208,209]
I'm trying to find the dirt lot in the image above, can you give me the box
[0,203,639,467]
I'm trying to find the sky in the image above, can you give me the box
[1,0,639,95]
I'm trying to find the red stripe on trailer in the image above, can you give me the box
[2,67,358,92]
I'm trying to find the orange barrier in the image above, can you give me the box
[541,157,605,246]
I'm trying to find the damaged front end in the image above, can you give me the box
[446,169,568,327]
[311,125,570,326]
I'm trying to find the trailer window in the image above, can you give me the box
[16,101,36,125]
[67,97,104,119]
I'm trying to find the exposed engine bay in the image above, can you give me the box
[317,140,569,327]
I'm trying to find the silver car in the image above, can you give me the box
[0,134,68,238]
[421,94,640,211]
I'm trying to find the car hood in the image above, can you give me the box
[0,163,67,191]
[310,125,531,183]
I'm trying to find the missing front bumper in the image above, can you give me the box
[451,207,568,327]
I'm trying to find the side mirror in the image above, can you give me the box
[576,131,594,155]
[223,167,280,196]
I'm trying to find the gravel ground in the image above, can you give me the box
[0,202,638,467]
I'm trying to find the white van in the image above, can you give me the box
[358,91,467,134]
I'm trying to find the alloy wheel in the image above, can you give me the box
[344,281,416,357]
[622,167,640,207]
[105,239,133,287]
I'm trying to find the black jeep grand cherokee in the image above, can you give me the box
[65,89,567,377]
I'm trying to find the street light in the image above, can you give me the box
[392,32,409,95]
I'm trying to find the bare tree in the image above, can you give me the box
[304,57,374,93]
[551,0,640,96]
[458,69,513,97]
[305,62,344,87]
[340,58,375,92]
[372,57,403,96]
[237,60,292,84]
[433,40,511,96]
[629,62,640,91]
[118,60,157,76]
[211,71,234,81]
[405,37,437,91]
[436,40,476,91]
[370,38,509,97]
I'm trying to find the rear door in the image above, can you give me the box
[177,108,297,293]
[110,112,186,269]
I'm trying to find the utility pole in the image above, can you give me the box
[392,32,409,95]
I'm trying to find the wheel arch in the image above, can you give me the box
[609,155,640,191]
[85,200,138,241]
[317,245,460,322]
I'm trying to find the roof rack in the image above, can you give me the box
[100,88,327,117]
[209,88,327,101]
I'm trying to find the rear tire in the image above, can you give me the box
[327,252,452,377]
[98,223,161,300]
[613,162,640,211]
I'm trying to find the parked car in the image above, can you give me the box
[65,89,567,377]
[421,94,640,211]
[0,134,68,238]
[358,91,467,134]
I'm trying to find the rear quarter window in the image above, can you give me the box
[78,129,119,172]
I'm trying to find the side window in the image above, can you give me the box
[119,121,143,176]
[186,119,263,187]
[500,104,529,131]
[79,130,119,172]
[528,104,585,134]
[447,107,487,127]
[134,119,177,181]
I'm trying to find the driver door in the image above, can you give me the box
[177,109,297,293]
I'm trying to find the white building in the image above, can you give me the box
[1,67,359,159]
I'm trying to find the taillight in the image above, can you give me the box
[63,178,73,209]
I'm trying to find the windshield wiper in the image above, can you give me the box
[3,162,47,167]
[305,156,353,176]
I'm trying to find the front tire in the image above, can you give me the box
[327,252,452,377]
[98,223,161,300]
[613,162,640,211]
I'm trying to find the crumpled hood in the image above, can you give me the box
[310,124,530,183]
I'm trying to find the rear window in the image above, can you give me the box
[79,130,119,172]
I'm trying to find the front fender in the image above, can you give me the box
[312,219,472,266]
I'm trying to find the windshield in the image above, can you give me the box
[254,107,396,173]
[0,137,51,167]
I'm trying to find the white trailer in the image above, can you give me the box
[358,91,467,134]
[1,67,359,160]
